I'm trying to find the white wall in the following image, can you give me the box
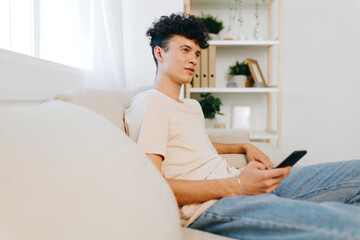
[282,0,360,165]
[121,0,183,89]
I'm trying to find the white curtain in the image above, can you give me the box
[88,0,125,89]
[39,0,126,89]
[1,0,126,90]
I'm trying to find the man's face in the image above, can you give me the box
[159,35,201,85]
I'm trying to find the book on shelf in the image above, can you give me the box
[200,48,208,88]
[192,57,201,88]
[208,45,216,88]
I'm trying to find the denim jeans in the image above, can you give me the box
[189,160,360,240]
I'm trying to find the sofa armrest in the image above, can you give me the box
[220,142,285,169]
[206,129,249,144]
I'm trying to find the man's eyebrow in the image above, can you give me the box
[180,44,201,54]
[179,44,192,49]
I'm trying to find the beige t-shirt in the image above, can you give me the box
[125,89,241,227]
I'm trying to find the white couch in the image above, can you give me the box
[0,88,285,240]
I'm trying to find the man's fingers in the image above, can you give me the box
[268,167,290,178]
[261,158,273,169]
[248,160,267,170]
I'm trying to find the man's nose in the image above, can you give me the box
[189,55,198,65]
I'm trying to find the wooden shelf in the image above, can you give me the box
[190,87,279,93]
[192,0,273,7]
[205,128,278,141]
[209,40,279,47]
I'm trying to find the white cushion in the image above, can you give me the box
[0,100,181,240]
[206,129,250,143]
[54,88,137,131]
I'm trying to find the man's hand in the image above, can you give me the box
[238,161,291,195]
[243,143,273,169]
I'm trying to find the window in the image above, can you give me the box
[0,0,93,70]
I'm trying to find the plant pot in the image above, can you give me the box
[209,33,220,40]
[205,118,217,128]
[231,75,247,88]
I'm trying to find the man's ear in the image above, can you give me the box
[154,46,165,63]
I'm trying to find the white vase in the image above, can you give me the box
[205,118,217,128]
[209,33,220,40]
[232,75,247,88]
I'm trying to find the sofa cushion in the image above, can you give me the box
[206,129,250,143]
[55,88,137,131]
[0,100,181,240]
[182,227,235,240]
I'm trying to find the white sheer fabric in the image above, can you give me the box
[89,0,125,89]
[1,0,125,90]
[38,0,125,89]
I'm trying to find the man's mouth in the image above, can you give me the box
[185,68,195,74]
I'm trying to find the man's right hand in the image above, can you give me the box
[238,161,291,195]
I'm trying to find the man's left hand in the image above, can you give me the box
[243,144,273,169]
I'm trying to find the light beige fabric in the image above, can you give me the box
[206,129,250,143]
[182,228,236,240]
[0,100,182,240]
[125,89,242,227]
[55,88,137,131]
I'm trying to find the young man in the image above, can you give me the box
[125,13,360,239]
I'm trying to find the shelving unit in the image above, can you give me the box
[190,87,278,93]
[184,0,283,147]
[209,40,279,47]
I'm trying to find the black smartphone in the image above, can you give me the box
[275,150,307,168]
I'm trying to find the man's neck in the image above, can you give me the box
[154,73,183,103]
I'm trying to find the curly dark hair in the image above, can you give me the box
[146,13,210,68]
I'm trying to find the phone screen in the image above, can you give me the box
[275,150,307,168]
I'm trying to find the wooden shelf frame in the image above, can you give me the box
[209,40,279,46]
[190,87,279,93]
[184,0,283,146]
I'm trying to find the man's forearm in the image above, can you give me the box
[166,177,241,206]
[212,142,250,155]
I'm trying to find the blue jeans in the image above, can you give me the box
[189,160,360,240]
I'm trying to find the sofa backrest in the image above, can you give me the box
[55,88,138,132]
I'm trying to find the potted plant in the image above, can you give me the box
[197,13,224,40]
[198,93,224,128]
[228,60,252,87]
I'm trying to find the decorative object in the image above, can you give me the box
[205,118,217,128]
[231,105,251,130]
[226,77,237,88]
[226,0,266,40]
[198,93,224,128]
[227,0,244,31]
[215,123,226,129]
[253,0,260,39]
[228,60,251,87]
[197,13,224,39]
[232,75,247,87]
[246,58,267,87]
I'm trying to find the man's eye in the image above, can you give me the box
[182,48,189,52]
[195,53,200,58]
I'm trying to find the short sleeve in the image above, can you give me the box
[125,95,168,159]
